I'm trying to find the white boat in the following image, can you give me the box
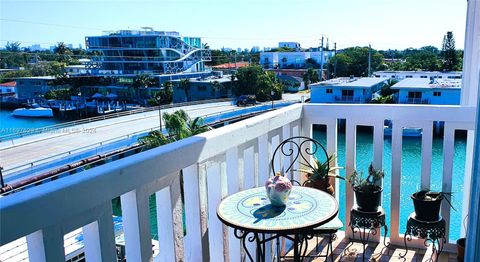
[12,104,54,118]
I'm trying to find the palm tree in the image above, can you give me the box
[133,74,155,100]
[54,42,72,62]
[187,117,211,135]
[178,79,191,102]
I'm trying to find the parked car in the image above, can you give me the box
[236,95,256,106]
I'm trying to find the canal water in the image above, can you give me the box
[0,110,467,242]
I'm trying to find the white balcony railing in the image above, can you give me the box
[0,103,476,261]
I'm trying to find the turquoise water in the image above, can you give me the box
[0,110,63,135]
[312,126,467,242]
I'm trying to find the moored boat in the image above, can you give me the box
[12,104,54,118]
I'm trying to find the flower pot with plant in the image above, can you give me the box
[348,163,384,212]
[295,154,344,195]
[411,190,455,222]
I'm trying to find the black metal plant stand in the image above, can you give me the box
[349,206,390,261]
[400,213,446,262]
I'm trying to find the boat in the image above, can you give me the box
[12,104,53,118]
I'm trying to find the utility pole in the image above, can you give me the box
[334,42,337,78]
[320,36,324,81]
[368,44,372,77]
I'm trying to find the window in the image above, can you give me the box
[406,75,413,78]
[326,89,333,94]
[342,89,354,97]
[408,91,422,99]
[420,75,428,78]
[433,91,441,97]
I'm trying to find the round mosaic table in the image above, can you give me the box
[217,186,338,261]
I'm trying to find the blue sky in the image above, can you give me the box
[0,0,468,51]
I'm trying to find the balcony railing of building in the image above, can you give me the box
[404,97,429,104]
[0,103,475,261]
[334,96,367,103]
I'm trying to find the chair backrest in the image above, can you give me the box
[270,136,329,179]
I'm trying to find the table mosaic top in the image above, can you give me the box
[217,186,338,233]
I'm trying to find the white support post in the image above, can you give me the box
[420,123,433,190]
[26,226,64,262]
[282,124,292,178]
[226,148,241,262]
[205,160,225,261]
[326,119,339,198]
[258,134,270,182]
[83,202,117,262]
[121,189,152,262]
[390,122,403,244]
[243,146,256,189]
[345,120,356,236]
[182,164,204,262]
[292,123,301,182]
[441,124,456,239]
[155,186,176,262]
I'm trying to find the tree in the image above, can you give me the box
[148,81,173,106]
[442,31,459,71]
[177,79,191,102]
[234,65,283,101]
[132,74,156,99]
[53,42,72,63]
[5,42,21,52]
[303,68,319,88]
[403,50,441,71]
[327,47,384,77]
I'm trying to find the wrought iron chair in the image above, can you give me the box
[271,136,342,261]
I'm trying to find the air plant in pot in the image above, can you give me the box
[295,154,344,195]
[347,163,384,212]
[411,189,455,222]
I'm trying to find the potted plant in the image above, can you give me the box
[295,154,344,195]
[347,163,384,212]
[411,190,455,221]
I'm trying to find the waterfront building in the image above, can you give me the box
[391,78,461,105]
[0,81,16,101]
[15,76,56,99]
[172,75,234,102]
[373,70,462,80]
[260,50,335,69]
[310,77,389,103]
[85,28,211,75]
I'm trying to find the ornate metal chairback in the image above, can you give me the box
[270,136,329,181]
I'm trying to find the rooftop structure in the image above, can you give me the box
[310,77,389,103]
[373,71,462,80]
[85,28,211,75]
[278,42,301,51]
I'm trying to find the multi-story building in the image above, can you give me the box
[373,71,462,80]
[15,76,56,99]
[278,42,301,51]
[310,77,389,103]
[260,50,335,70]
[391,78,461,105]
[85,28,211,75]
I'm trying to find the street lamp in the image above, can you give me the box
[271,90,275,109]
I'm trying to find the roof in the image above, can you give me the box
[212,62,250,69]
[17,76,56,80]
[373,70,462,74]
[391,78,461,90]
[173,75,233,84]
[310,77,388,88]
[0,81,16,87]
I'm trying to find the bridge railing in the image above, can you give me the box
[0,103,473,261]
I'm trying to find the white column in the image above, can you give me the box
[183,165,204,262]
[463,1,480,260]
[83,203,117,262]
[26,225,64,262]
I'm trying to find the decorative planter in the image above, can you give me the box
[304,178,334,196]
[411,192,443,221]
[353,185,382,212]
[457,237,466,262]
[265,174,292,206]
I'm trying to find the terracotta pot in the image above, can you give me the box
[304,178,334,196]
[457,238,465,262]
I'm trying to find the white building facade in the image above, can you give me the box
[373,71,462,80]
[391,78,461,105]
[260,50,335,69]
[310,77,389,103]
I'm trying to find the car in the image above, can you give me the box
[236,95,256,106]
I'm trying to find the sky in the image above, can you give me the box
[0,0,468,51]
